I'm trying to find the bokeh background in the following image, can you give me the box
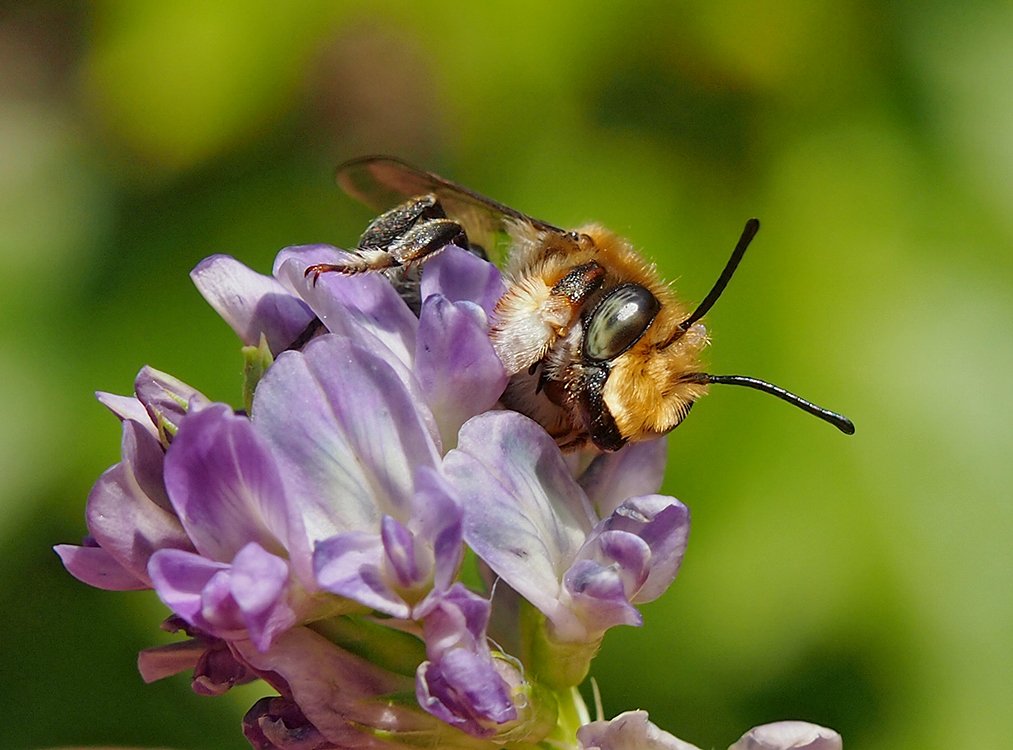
[2,2,1011,749]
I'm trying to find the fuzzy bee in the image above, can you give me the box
[306,156,854,452]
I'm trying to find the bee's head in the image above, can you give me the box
[576,280,710,450]
[595,314,711,448]
[589,219,853,450]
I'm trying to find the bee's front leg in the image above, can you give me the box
[491,261,606,374]
[305,194,467,282]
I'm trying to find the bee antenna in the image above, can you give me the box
[679,218,760,331]
[683,372,855,434]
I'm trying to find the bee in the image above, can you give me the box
[306,156,854,452]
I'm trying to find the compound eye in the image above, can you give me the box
[583,284,661,361]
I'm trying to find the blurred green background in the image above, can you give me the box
[2,1,1010,748]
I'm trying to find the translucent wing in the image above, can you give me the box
[337,156,566,264]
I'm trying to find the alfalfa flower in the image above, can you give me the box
[56,237,841,749]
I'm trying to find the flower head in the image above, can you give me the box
[57,235,841,749]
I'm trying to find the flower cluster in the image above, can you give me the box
[57,242,841,749]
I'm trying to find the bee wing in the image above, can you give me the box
[337,156,565,263]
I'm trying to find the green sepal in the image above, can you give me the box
[309,614,426,678]
[242,334,274,413]
[521,600,602,689]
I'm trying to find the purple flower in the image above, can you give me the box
[577,712,842,750]
[415,585,519,737]
[444,412,689,653]
[729,722,843,750]
[143,402,304,652]
[55,367,204,591]
[58,230,844,750]
[578,711,703,750]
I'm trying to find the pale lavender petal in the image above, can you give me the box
[54,543,148,591]
[85,420,191,583]
[95,391,154,433]
[410,466,463,592]
[149,539,295,648]
[271,244,348,290]
[578,710,703,750]
[134,366,208,437]
[137,639,206,682]
[419,245,506,319]
[153,542,295,651]
[594,495,689,603]
[191,254,315,353]
[229,542,296,651]
[381,515,424,589]
[275,247,440,444]
[253,336,440,575]
[275,247,418,370]
[729,722,843,750]
[579,437,668,517]
[415,294,507,448]
[446,412,594,625]
[148,548,238,634]
[563,557,643,632]
[164,403,289,561]
[313,531,409,618]
[576,529,651,596]
[416,583,490,658]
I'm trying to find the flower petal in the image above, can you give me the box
[415,585,517,737]
[446,412,594,625]
[229,542,296,651]
[85,420,191,584]
[95,391,154,434]
[578,437,668,517]
[148,548,234,633]
[252,336,440,571]
[191,254,315,353]
[314,531,410,618]
[54,543,148,591]
[381,515,426,589]
[164,403,290,562]
[274,246,418,370]
[594,495,690,603]
[410,466,464,593]
[728,722,843,750]
[137,639,207,683]
[243,696,330,750]
[134,366,209,439]
[192,638,258,695]
[417,650,516,738]
[578,710,703,750]
[415,295,507,449]
[419,245,506,319]
[563,556,643,632]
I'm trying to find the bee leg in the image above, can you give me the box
[356,194,445,248]
[384,217,468,268]
[305,195,467,282]
[491,261,606,374]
